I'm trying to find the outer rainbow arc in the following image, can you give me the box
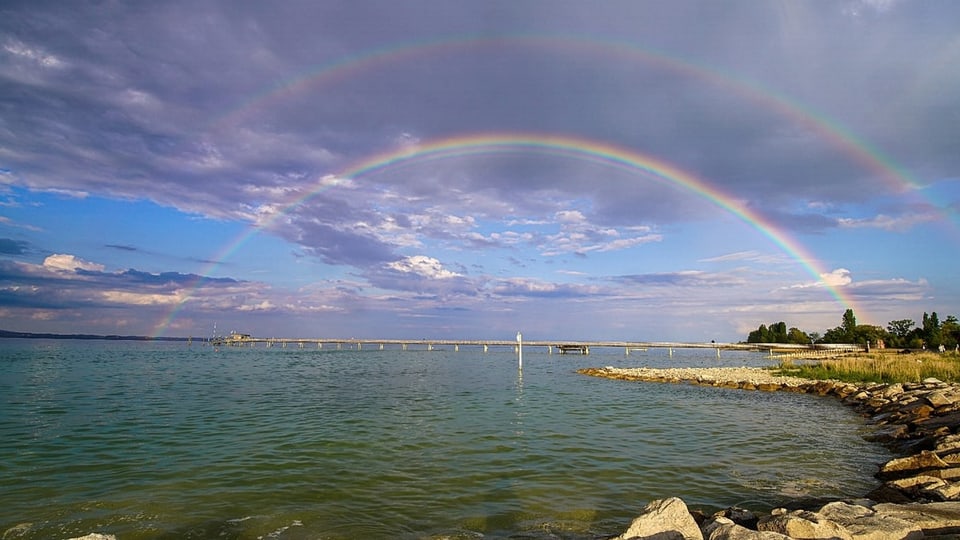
[213,32,929,198]
[210,30,959,237]
[150,132,859,338]
[156,29,935,337]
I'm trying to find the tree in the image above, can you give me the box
[942,316,959,349]
[887,319,915,348]
[923,312,943,348]
[822,309,860,344]
[770,321,788,343]
[747,324,770,343]
[842,309,857,342]
[787,327,811,345]
[746,321,807,344]
[855,325,887,349]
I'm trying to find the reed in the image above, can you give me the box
[773,351,960,384]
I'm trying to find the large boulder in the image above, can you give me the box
[817,501,922,540]
[756,509,852,540]
[877,450,951,480]
[873,501,960,536]
[615,497,703,540]
[701,517,792,540]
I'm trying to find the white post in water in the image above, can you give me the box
[516,331,523,371]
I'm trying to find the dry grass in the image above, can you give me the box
[773,351,960,384]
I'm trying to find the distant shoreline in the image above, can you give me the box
[0,329,190,342]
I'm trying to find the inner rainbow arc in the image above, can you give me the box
[152,132,860,338]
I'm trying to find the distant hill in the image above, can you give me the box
[0,329,189,341]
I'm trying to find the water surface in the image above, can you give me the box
[0,340,890,539]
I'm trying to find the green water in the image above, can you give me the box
[0,340,890,539]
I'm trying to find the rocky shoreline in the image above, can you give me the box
[579,366,960,540]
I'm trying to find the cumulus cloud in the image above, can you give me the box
[820,268,853,287]
[43,254,105,273]
[387,256,461,279]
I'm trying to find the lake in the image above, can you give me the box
[0,339,891,539]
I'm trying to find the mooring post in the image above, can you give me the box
[516,331,523,371]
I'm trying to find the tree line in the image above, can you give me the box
[745,309,960,350]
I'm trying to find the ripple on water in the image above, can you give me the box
[0,342,891,539]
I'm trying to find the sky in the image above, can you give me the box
[1,0,958,342]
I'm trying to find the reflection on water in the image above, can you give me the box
[0,341,891,539]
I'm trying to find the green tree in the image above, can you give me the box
[822,309,859,344]
[787,327,811,345]
[842,309,857,342]
[855,325,887,349]
[942,316,959,349]
[747,324,770,343]
[887,319,915,348]
[923,312,943,348]
[770,321,788,343]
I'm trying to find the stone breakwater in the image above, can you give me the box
[579,366,960,539]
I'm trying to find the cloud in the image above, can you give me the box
[0,2,957,339]
[614,270,745,287]
[838,213,939,231]
[0,238,30,255]
[489,277,602,299]
[43,254,105,273]
[700,251,791,265]
[820,268,853,287]
[387,255,461,280]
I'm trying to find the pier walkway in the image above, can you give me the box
[209,335,863,356]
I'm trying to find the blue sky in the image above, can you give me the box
[1,0,958,341]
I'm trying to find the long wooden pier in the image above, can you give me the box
[209,334,863,356]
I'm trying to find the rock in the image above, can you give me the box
[883,383,906,399]
[702,517,792,540]
[818,501,923,540]
[929,468,960,482]
[878,450,951,480]
[2,523,32,538]
[924,481,960,502]
[888,474,948,494]
[866,482,918,504]
[896,400,935,421]
[864,424,911,443]
[873,501,960,535]
[615,497,703,540]
[935,435,960,456]
[757,509,853,540]
[926,391,958,408]
[66,535,117,540]
[914,411,960,432]
[714,507,759,530]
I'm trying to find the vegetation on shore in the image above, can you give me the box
[746,309,960,350]
[773,350,960,384]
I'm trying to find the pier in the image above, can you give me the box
[208,334,863,355]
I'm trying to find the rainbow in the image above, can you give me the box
[152,133,860,337]
[211,32,937,202]
[155,32,945,336]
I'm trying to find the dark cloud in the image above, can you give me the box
[0,238,30,255]
[105,244,138,252]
